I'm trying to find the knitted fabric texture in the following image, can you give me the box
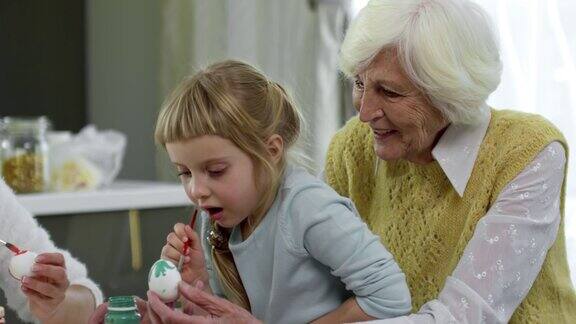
[325,109,576,323]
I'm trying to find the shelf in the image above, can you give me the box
[16,180,191,216]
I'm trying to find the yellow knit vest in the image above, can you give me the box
[325,109,576,323]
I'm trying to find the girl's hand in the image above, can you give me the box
[0,305,5,324]
[161,223,209,287]
[20,253,69,322]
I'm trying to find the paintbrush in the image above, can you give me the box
[0,239,23,255]
[177,208,199,272]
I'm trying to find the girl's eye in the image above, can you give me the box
[207,168,226,177]
[353,79,364,90]
[177,170,191,178]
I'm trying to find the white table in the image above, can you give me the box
[15,180,193,274]
[16,180,191,216]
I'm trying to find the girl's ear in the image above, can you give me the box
[266,134,284,164]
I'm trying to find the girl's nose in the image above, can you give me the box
[189,177,210,201]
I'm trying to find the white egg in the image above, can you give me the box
[148,259,181,302]
[9,251,38,281]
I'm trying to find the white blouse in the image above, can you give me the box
[362,109,567,324]
[0,178,104,323]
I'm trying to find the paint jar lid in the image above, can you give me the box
[108,296,136,311]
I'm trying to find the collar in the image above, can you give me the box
[432,108,491,197]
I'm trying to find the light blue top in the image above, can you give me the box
[200,165,411,324]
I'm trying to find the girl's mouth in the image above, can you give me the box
[206,207,224,221]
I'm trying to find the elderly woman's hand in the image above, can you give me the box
[20,252,70,322]
[146,281,261,324]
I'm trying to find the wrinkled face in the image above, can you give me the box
[166,135,260,228]
[353,50,449,164]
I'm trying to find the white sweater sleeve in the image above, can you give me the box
[0,178,104,323]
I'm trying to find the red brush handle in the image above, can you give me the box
[6,243,22,255]
[182,209,199,255]
[1,240,23,255]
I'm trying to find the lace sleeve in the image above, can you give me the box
[360,141,566,324]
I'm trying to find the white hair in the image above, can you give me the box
[340,0,502,125]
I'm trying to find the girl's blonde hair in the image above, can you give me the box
[155,60,302,310]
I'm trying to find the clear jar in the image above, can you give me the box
[0,116,50,193]
[105,296,141,324]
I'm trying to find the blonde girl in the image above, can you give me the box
[155,60,411,323]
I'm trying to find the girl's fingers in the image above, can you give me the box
[161,244,184,264]
[173,223,188,242]
[184,226,202,250]
[166,232,185,252]
[184,225,195,239]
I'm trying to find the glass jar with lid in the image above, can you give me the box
[105,296,142,324]
[0,116,51,193]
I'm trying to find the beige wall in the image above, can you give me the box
[87,0,162,180]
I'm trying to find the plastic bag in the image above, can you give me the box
[48,125,127,191]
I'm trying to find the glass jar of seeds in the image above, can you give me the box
[0,117,51,193]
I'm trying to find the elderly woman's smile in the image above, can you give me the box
[354,50,449,164]
[372,129,397,141]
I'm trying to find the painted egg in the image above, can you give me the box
[9,251,38,281]
[148,259,181,302]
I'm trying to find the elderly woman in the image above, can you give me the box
[323,0,576,323]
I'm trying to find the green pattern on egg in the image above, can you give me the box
[154,260,175,277]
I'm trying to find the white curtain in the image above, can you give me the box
[472,0,576,285]
[157,0,350,180]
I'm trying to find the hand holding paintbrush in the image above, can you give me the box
[148,208,202,308]
[2,238,76,320]
[177,208,199,271]
[161,207,210,289]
